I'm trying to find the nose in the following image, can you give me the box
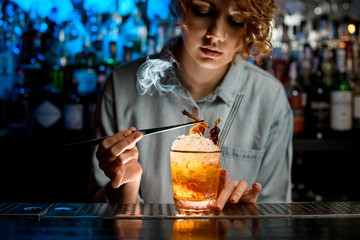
[205,16,226,42]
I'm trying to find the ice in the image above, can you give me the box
[171,133,220,152]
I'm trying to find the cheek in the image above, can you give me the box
[182,26,206,48]
[228,33,243,52]
[184,17,209,35]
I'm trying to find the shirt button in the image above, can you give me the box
[192,107,198,114]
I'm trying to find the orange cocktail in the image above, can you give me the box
[170,150,222,211]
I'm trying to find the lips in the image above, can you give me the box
[200,47,223,58]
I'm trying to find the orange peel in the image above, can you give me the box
[181,109,210,135]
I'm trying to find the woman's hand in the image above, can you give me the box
[96,127,144,189]
[214,169,262,211]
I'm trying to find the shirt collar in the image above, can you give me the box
[213,56,246,106]
[172,56,246,106]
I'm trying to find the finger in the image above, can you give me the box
[98,132,143,170]
[215,179,248,211]
[239,183,262,204]
[96,130,132,160]
[120,160,143,184]
[126,132,143,149]
[218,169,229,192]
[110,157,143,188]
[110,162,125,189]
[129,126,137,131]
[96,128,141,160]
[104,148,138,178]
[229,180,248,204]
[103,156,122,179]
[215,181,246,212]
[214,169,231,211]
[96,130,130,158]
[252,182,262,193]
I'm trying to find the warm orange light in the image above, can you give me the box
[339,41,346,48]
[348,24,356,34]
[342,35,350,42]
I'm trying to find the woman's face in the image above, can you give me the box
[181,0,245,70]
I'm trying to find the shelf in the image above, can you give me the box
[293,138,360,152]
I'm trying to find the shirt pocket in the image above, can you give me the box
[221,146,264,184]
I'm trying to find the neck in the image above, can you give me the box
[177,47,230,101]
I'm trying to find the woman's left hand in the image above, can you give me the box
[214,169,262,211]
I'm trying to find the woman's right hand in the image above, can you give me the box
[96,127,144,189]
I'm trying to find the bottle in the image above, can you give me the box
[73,50,98,97]
[354,78,360,132]
[345,39,355,84]
[63,77,84,131]
[0,1,21,100]
[353,36,360,132]
[305,47,330,139]
[48,28,69,68]
[101,12,123,67]
[31,82,63,136]
[299,44,313,91]
[7,68,31,135]
[63,10,85,66]
[20,9,46,71]
[330,45,353,134]
[321,45,335,89]
[84,10,103,60]
[272,23,291,87]
[122,8,148,61]
[286,60,306,137]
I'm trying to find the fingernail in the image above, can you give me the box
[220,169,227,177]
[111,182,118,189]
[214,205,221,211]
[253,183,261,189]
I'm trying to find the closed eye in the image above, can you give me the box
[229,11,245,27]
[192,0,214,17]
[193,5,215,18]
[194,8,211,17]
[229,17,245,27]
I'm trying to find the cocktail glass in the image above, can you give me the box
[170,150,222,212]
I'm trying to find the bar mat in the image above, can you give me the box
[42,203,110,218]
[40,201,360,219]
[0,203,54,218]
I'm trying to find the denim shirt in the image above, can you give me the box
[89,54,293,204]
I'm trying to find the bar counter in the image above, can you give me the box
[1,201,360,239]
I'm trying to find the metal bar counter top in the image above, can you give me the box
[1,201,360,239]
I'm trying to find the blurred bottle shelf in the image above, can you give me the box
[293,136,360,152]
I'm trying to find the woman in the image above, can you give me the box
[89,0,293,211]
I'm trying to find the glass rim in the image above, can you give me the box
[170,149,222,154]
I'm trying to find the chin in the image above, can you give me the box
[196,57,229,70]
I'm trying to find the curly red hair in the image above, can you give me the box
[169,0,276,62]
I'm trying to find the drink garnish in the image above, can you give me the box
[181,109,221,142]
[181,109,210,135]
[209,117,222,145]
